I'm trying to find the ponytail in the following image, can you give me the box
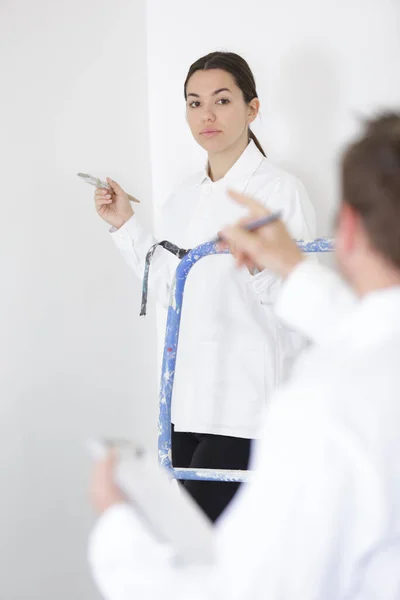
[249,129,267,157]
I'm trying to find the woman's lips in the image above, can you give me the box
[200,129,222,138]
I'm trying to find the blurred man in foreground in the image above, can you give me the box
[89,113,400,600]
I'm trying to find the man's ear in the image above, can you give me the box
[337,202,359,253]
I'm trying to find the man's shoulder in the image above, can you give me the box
[282,336,400,432]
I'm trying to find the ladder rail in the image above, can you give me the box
[158,238,334,481]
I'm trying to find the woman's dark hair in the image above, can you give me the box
[342,112,400,267]
[184,51,266,157]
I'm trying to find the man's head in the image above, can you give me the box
[220,112,400,295]
[336,113,400,293]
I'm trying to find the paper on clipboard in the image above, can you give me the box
[87,439,214,566]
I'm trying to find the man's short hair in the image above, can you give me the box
[342,112,400,267]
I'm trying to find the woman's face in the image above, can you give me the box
[185,68,259,154]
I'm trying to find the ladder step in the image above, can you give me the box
[172,467,252,483]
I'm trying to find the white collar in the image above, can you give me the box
[195,140,265,191]
[333,286,400,348]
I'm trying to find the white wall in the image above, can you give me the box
[146,0,400,237]
[1,0,400,598]
[0,1,156,598]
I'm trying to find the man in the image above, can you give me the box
[88,113,400,599]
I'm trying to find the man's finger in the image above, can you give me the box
[96,447,117,471]
[236,250,247,269]
[107,446,118,464]
[217,240,229,252]
[228,190,271,217]
[221,225,266,260]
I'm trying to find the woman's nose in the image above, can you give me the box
[201,105,216,122]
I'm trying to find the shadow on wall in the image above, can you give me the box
[273,46,342,239]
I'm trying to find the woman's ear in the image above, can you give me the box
[248,98,260,124]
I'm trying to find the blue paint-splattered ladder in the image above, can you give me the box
[158,238,334,483]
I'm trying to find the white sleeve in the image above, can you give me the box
[88,387,356,600]
[110,213,180,310]
[214,389,359,600]
[88,503,214,600]
[275,261,357,344]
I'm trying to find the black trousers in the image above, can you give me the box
[171,424,252,523]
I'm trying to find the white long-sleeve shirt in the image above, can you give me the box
[111,141,316,438]
[89,261,400,600]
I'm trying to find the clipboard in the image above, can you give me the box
[87,438,214,566]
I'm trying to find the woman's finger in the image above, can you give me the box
[95,189,111,200]
[95,196,112,208]
[107,177,125,196]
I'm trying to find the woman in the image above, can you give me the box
[94,51,316,522]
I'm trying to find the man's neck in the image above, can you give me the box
[207,134,249,182]
[354,255,400,297]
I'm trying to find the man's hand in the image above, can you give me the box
[90,450,127,514]
[220,191,304,279]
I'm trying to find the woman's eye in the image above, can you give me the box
[217,98,230,105]
[189,101,200,108]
